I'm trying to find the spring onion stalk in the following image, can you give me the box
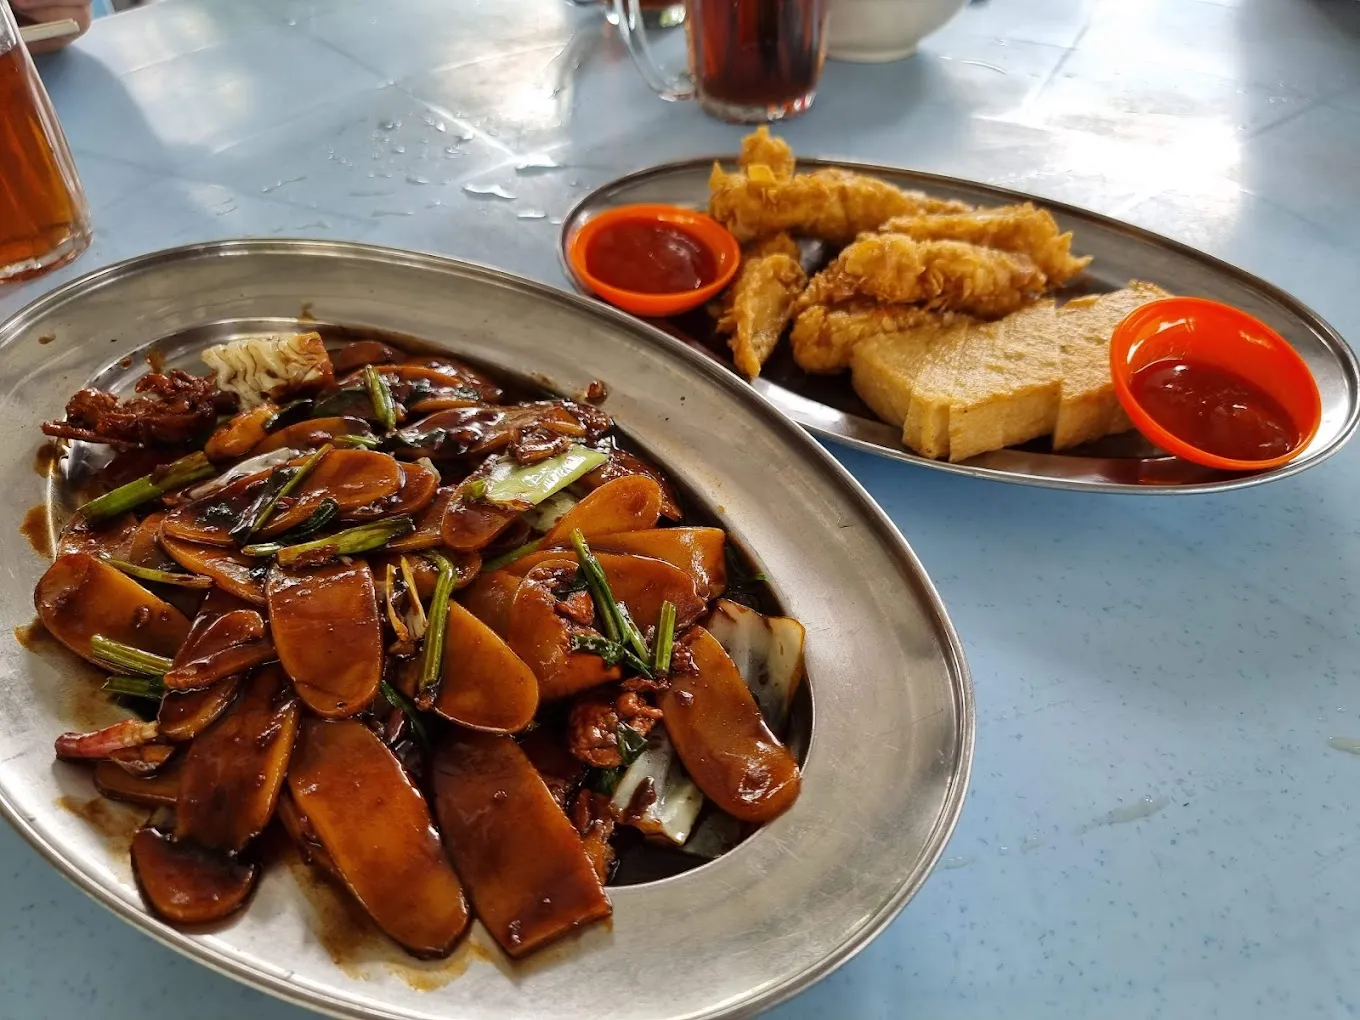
[653,601,676,675]
[102,674,165,700]
[242,516,414,565]
[379,680,431,751]
[384,563,409,642]
[102,558,213,589]
[78,451,214,523]
[481,446,608,508]
[333,433,380,449]
[570,529,625,642]
[483,537,542,572]
[569,633,653,679]
[229,443,331,542]
[398,556,428,638]
[90,635,171,678]
[415,551,456,706]
[616,604,650,664]
[363,364,398,432]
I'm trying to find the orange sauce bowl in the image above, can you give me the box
[566,204,741,318]
[1109,296,1322,472]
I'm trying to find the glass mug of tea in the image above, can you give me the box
[0,0,92,283]
[612,0,830,123]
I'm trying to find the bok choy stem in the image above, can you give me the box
[78,452,215,523]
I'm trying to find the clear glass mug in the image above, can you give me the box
[0,0,92,283]
[612,0,829,123]
[567,0,685,29]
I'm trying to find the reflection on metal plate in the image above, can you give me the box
[560,158,1360,494]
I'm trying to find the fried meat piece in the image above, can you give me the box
[715,233,807,379]
[43,370,236,447]
[708,163,972,244]
[790,303,958,374]
[738,126,796,180]
[878,203,1091,285]
[798,235,1048,318]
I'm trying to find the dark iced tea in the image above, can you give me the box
[0,31,91,282]
[686,0,828,121]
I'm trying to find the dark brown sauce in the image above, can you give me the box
[33,441,62,477]
[14,617,56,653]
[56,794,140,856]
[37,334,54,345]
[145,349,167,374]
[299,301,316,322]
[21,503,52,558]
[283,848,491,988]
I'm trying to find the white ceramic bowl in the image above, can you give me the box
[826,0,967,62]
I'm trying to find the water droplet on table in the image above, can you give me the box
[406,175,431,185]
[390,144,406,154]
[1082,794,1169,832]
[517,209,547,220]
[942,855,973,870]
[515,156,561,174]
[463,183,517,200]
[378,119,400,131]
[370,209,414,218]
[260,175,307,194]
[1328,735,1360,755]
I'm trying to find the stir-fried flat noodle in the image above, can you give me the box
[31,332,807,961]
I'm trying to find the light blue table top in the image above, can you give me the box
[5,0,1360,1017]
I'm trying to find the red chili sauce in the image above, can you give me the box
[584,220,717,295]
[1129,358,1300,461]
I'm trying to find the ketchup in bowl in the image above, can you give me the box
[1128,359,1300,462]
[567,204,740,318]
[585,221,718,295]
[1110,296,1322,472]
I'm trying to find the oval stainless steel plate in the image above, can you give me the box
[0,240,972,1020]
[559,157,1360,494]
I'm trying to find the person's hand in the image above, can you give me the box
[11,0,92,54]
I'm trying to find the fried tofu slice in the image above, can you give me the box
[851,317,959,428]
[739,127,796,181]
[715,233,806,379]
[792,303,954,374]
[799,235,1048,318]
[709,164,971,244]
[879,203,1091,286]
[1052,281,1172,449]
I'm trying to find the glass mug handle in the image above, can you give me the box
[611,0,695,102]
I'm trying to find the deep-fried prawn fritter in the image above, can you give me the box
[717,232,807,379]
[798,235,1048,318]
[879,203,1091,285]
[790,303,957,374]
[739,126,795,180]
[709,164,972,244]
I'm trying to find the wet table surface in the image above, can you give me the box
[5,0,1360,1017]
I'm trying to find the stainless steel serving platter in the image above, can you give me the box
[0,240,972,1020]
[560,157,1360,493]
